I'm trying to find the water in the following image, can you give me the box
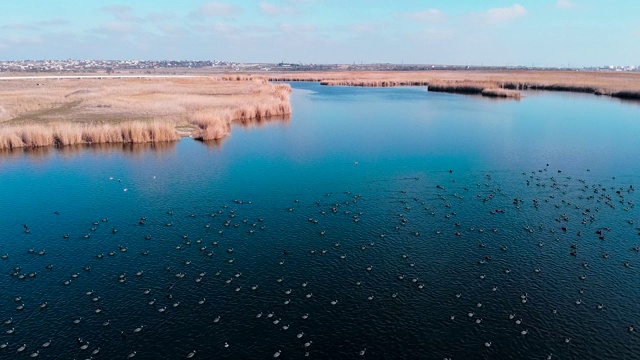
[1,82,639,359]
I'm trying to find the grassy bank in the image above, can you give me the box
[0,76,291,150]
[266,70,640,100]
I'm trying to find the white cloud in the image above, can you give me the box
[99,22,136,34]
[101,5,139,21]
[259,2,296,16]
[191,2,242,18]
[479,4,527,24]
[279,23,316,33]
[347,23,381,34]
[37,18,70,27]
[4,36,44,45]
[555,0,575,9]
[0,23,39,31]
[401,9,446,23]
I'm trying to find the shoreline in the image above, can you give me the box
[2,69,640,151]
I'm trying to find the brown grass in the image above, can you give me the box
[481,88,522,100]
[0,121,179,149]
[0,77,292,149]
[427,81,485,95]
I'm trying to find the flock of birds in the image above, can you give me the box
[1,165,639,359]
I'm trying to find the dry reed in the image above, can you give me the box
[264,70,640,100]
[0,77,292,149]
[481,88,522,99]
[0,121,179,149]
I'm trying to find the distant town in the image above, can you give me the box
[0,59,638,73]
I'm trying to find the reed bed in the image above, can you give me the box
[0,77,292,149]
[0,121,179,149]
[481,88,522,99]
[319,80,429,87]
[427,81,486,95]
[264,70,640,100]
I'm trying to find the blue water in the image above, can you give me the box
[1,83,639,359]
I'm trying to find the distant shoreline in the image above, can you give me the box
[263,70,640,101]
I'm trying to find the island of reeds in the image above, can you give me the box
[0,76,291,150]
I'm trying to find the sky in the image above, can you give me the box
[1,0,638,66]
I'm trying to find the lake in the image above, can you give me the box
[0,82,639,359]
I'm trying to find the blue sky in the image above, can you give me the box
[1,0,638,66]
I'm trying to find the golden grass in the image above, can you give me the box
[427,81,485,95]
[265,70,640,100]
[481,88,522,99]
[0,121,179,149]
[0,77,292,149]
